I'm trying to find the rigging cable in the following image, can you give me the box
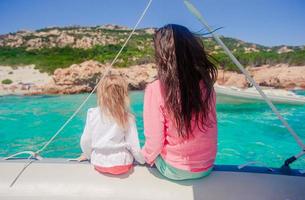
[7,0,153,187]
[183,0,305,170]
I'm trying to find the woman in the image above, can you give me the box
[141,24,218,180]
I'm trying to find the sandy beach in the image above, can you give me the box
[0,65,51,96]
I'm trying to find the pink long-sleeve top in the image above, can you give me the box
[141,80,217,172]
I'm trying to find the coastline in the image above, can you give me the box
[1,61,305,96]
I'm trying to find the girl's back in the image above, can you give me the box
[82,107,139,167]
[80,74,144,175]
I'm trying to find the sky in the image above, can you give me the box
[0,0,304,46]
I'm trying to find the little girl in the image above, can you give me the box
[79,73,144,175]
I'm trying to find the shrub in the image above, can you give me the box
[2,79,13,84]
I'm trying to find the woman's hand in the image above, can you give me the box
[77,154,88,162]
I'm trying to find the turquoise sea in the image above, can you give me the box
[1,91,305,169]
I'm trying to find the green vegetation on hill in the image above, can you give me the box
[213,50,305,72]
[1,44,304,74]
[0,44,154,73]
[0,26,304,74]
[1,79,13,84]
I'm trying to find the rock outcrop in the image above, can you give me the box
[56,33,75,47]
[277,46,293,54]
[217,70,248,88]
[2,61,305,96]
[250,64,305,89]
[43,61,305,95]
[42,60,157,94]
[119,63,157,90]
[217,64,305,89]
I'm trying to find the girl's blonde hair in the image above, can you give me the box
[97,73,130,129]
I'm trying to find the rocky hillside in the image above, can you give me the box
[0,24,305,73]
[0,25,155,49]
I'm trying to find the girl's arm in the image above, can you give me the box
[80,109,93,159]
[125,117,145,164]
[141,83,165,165]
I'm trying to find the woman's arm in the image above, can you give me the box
[125,116,145,164]
[80,109,93,159]
[141,83,165,165]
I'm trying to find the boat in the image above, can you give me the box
[1,1,305,199]
[0,159,304,200]
[215,84,305,105]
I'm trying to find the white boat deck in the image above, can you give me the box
[0,160,304,200]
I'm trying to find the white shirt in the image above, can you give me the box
[80,107,145,167]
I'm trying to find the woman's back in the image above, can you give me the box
[142,80,217,172]
[141,24,218,180]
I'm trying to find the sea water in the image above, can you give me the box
[0,91,304,169]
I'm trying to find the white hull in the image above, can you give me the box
[0,159,304,200]
[215,85,305,105]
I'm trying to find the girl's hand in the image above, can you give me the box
[77,154,88,162]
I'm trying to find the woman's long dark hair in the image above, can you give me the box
[153,24,218,138]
